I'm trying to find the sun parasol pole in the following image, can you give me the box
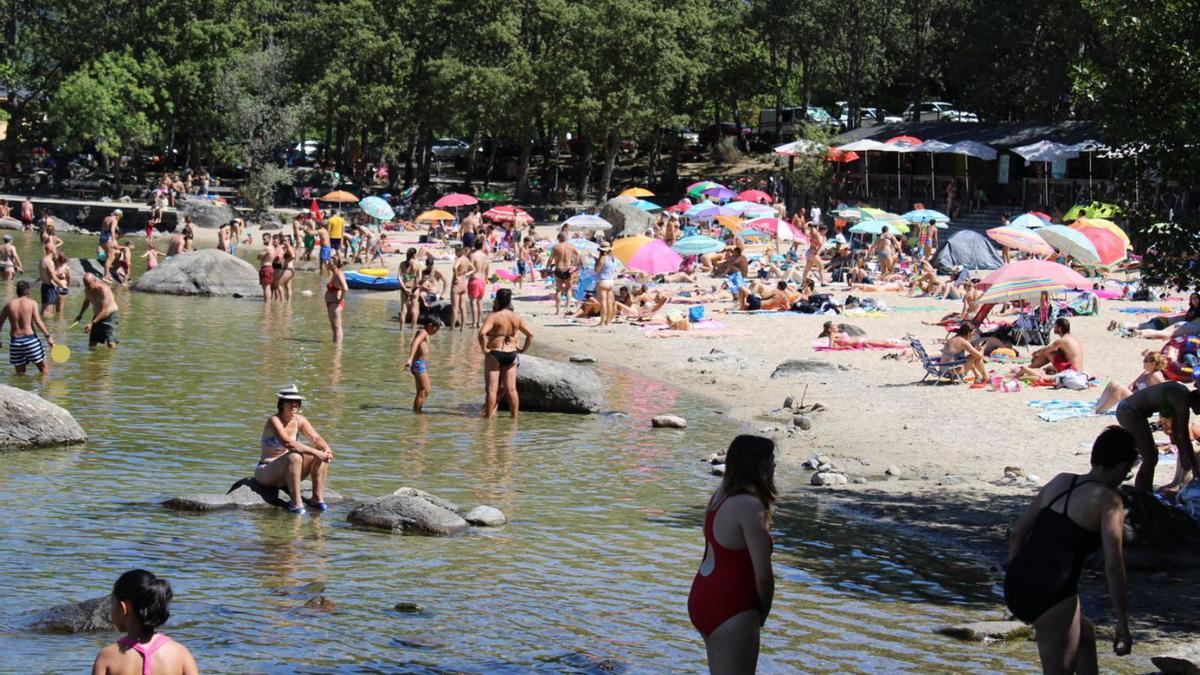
[865,152,870,198]
[929,151,934,204]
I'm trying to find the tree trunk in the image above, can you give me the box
[732,101,746,152]
[665,130,682,195]
[483,136,498,189]
[596,129,620,206]
[514,135,533,199]
[575,133,594,202]
[647,129,661,185]
[402,129,418,188]
[463,120,480,189]
[417,128,432,189]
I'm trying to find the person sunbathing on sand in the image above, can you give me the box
[818,321,904,349]
[1095,351,1167,413]
[738,281,798,311]
[851,279,910,293]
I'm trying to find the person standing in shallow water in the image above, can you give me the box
[688,434,776,674]
[405,316,441,413]
[1004,426,1134,674]
[0,280,55,375]
[91,569,199,675]
[324,257,349,344]
[477,288,533,418]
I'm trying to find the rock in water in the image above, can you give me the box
[392,487,461,513]
[651,415,688,429]
[508,355,603,414]
[937,621,1032,642]
[1153,654,1200,675]
[66,258,105,287]
[162,478,345,511]
[464,505,507,527]
[133,249,262,297]
[420,300,454,326]
[180,199,235,229]
[29,596,114,633]
[303,596,334,611]
[347,487,468,536]
[0,385,87,450]
[770,360,839,379]
[810,472,848,486]
[394,601,425,614]
[599,197,655,238]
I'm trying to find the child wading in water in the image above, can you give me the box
[92,569,199,675]
[405,316,441,412]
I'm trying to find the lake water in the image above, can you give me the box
[0,231,1049,672]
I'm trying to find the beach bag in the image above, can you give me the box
[688,306,705,323]
[1055,370,1089,391]
[667,310,690,331]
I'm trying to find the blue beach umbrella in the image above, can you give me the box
[564,214,611,231]
[850,219,911,235]
[902,209,949,226]
[1010,213,1049,229]
[631,199,662,212]
[672,235,726,256]
[570,238,600,254]
[684,200,718,218]
[359,196,395,221]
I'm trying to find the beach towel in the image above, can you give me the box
[1028,399,1112,422]
[811,338,907,351]
[1114,307,1165,315]
[642,319,751,338]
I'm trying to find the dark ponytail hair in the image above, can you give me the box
[494,288,513,311]
[113,569,173,636]
[721,435,777,509]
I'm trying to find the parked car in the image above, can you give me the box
[834,102,903,127]
[756,106,840,141]
[680,128,700,146]
[902,101,979,123]
[700,122,753,146]
[431,138,473,159]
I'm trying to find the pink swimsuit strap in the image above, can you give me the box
[116,633,170,675]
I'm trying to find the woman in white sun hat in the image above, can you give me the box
[254,385,335,515]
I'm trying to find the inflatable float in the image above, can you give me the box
[345,270,401,291]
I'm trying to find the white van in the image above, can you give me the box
[757,106,839,141]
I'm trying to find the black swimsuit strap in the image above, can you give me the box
[1047,476,1098,512]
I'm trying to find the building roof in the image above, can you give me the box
[833,120,1102,150]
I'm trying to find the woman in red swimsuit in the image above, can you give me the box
[688,434,776,673]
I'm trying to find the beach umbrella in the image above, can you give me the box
[630,199,662,212]
[686,181,720,199]
[684,200,718,218]
[826,148,860,163]
[483,205,532,222]
[850,219,910,236]
[774,139,825,156]
[875,136,924,201]
[309,198,322,221]
[692,205,739,220]
[564,214,611,231]
[434,193,478,208]
[477,190,507,201]
[1074,226,1127,267]
[570,238,600,254]
[1012,141,1079,206]
[610,235,682,274]
[743,217,808,243]
[416,209,456,222]
[702,186,736,202]
[986,226,1056,257]
[1072,217,1130,249]
[837,139,892,197]
[736,189,772,204]
[666,199,692,213]
[358,196,395,221]
[1036,225,1101,265]
[1010,213,1048,229]
[1066,139,1106,194]
[714,215,742,231]
[981,259,1090,290]
[903,208,950,225]
[943,140,998,196]
[977,277,1066,305]
[1064,202,1120,222]
[321,190,359,203]
[672,235,727,256]
[619,187,654,198]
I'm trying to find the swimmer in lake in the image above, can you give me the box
[254,385,334,515]
[478,288,534,419]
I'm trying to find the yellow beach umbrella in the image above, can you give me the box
[619,187,654,198]
[1072,217,1130,249]
[714,214,742,232]
[610,235,653,265]
[321,190,359,203]
[416,209,456,222]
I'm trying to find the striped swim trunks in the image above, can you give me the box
[9,334,46,366]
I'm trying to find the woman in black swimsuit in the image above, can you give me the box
[1004,426,1135,674]
[477,288,534,418]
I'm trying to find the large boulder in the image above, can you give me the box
[347,487,468,536]
[28,595,114,633]
[163,478,346,512]
[133,249,262,297]
[0,216,22,230]
[66,258,105,287]
[599,196,655,239]
[510,355,603,414]
[0,385,87,450]
[180,199,235,229]
[420,300,454,326]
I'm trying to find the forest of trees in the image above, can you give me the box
[0,0,1192,223]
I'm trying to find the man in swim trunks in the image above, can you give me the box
[712,245,749,278]
[38,244,69,318]
[316,220,333,275]
[477,288,534,418]
[467,238,490,329]
[19,196,34,229]
[405,316,441,413]
[870,226,899,275]
[1014,318,1084,380]
[74,273,121,349]
[461,207,481,250]
[549,233,580,315]
[0,234,22,280]
[326,210,346,253]
[737,281,797,312]
[100,209,122,280]
[0,280,55,374]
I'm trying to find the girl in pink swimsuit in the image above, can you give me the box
[92,569,199,675]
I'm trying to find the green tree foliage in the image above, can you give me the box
[47,51,162,161]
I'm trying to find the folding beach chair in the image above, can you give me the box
[907,336,968,384]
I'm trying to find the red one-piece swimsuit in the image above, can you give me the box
[687,495,763,635]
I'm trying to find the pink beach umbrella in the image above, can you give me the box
[986,226,1056,257]
[621,239,683,275]
[435,193,478,208]
[980,259,1090,290]
[736,189,772,204]
[483,205,531,222]
[743,217,808,244]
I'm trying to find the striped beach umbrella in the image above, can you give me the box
[1036,225,1101,265]
[977,277,1064,305]
[986,225,1056,256]
[672,235,727,256]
